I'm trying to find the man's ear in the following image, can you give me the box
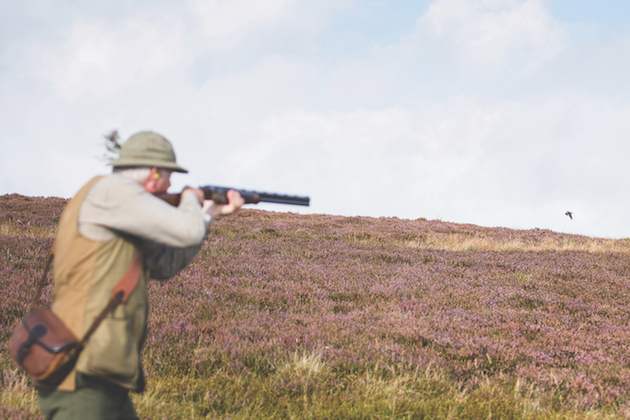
[142,167,161,193]
[149,167,160,180]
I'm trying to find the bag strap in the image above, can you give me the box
[77,252,143,348]
[110,252,143,304]
[29,247,143,349]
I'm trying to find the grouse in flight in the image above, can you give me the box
[565,211,573,220]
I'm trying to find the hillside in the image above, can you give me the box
[3,193,630,419]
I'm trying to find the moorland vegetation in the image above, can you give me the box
[3,193,630,419]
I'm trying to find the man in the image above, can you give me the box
[37,131,244,419]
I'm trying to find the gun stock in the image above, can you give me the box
[156,185,310,207]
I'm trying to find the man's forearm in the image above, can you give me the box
[141,240,203,280]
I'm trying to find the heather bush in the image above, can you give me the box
[0,195,65,237]
[3,195,630,418]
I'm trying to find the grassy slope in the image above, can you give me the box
[2,194,630,419]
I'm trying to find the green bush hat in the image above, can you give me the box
[109,131,188,173]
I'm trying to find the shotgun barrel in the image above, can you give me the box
[157,185,310,207]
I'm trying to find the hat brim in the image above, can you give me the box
[109,158,188,173]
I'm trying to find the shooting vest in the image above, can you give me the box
[51,176,148,392]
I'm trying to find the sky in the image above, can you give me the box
[1,0,630,238]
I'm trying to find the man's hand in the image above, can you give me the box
[181,187,205,205]
[203,189,245,219]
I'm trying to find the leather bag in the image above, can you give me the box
[9,251,142,386]
[9,306,79,385]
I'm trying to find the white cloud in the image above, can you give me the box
[192,0,354,59]
[420,0,568,72]
[195,0,294,39]
[209,89,630,237]
[216,104,496,216]
[22,19,186,100]
[327,66,391,105]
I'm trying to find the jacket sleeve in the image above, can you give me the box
[79,174,211,247]
[140,240,203,280]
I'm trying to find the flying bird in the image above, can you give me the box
[565,211,573,220]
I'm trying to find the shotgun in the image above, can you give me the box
[156,185,310,207]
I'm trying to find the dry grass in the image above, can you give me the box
[0,222,57,238]
[0,369,40,414]
[395,234,630,253]
[7,222,630,253]
[127,352,629,420]
[5,219,630,253]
